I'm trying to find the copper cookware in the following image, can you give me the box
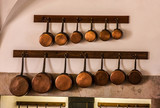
[112,18,123,39]
[39,18,54,47]
[76,54,93,88]
[128,54,142,84]
[110,54,126,85]
[85,18,97,42]
[55,54,73,91]
[32,53,53,93]
[55,18,69,45]
[94,54,109,86]
[9,53,31,96]
[99,18,111,41]
[70,18,83,43]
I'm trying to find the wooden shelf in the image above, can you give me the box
[13,50,148,59]
[34,15,129,23]
[98,102,149,107]
[17,101,65,107]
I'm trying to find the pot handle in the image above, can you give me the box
[76,17,80,31]
[117,53,121,70]
[20,52,25,76]
[42,53,47,73]
[61,18,65,33]
[45,17,50,33]
[63,53,68,74]
[105,18,108,30]
[83,53,87,72]
[134,54,137,70]
[90,18,93,30]
[100,53,104,70]
[115,18,119,29]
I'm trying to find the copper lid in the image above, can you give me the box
[55,33,68,45]
[32,73,52,93]
[39,33,53,47]
[76,72,92,88]
[85,31,97,42]
[95,70,109,86]
[128,70,142,84]
[55,74,72,91]
[70,31,83,43]
[100,30,111,41]
[9,76,30,96]
[110,70,125,85]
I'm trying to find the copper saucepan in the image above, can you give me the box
[94,54,109,86]
[128,54,142,84]
[55,18,69,45]
[112,18,123,39]
[76,53,93,88]
[55,54,73,91]
[85,18,97,42]
[32,53,53,93]
[9,52,31,96]
[39,18,54,47]
[110,54,126,85]
[99,18,111,41]
[70,18,83,44]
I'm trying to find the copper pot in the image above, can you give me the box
[112,18,123,39]
[9,53,31,96]
[99,18,111,41]
[76,54,93,88]
[85,18,97,42]
[39,18,54,47]
[94,54,109,86]
[55,54,73,91]
[32,53,53,93]
[128,54,142,84]
[110,54,126,85]
[70,18,83,44]
[55,18,69,45]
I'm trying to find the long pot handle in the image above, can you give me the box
[63,53,68,74]
[100,53,104,70]
[115,18,119,29]
[45,18,50,33]
[134,54,137,70]
[90,18,93,30]
[76,17,80,31]
[42,53,47,73]
[61,18,65,33]
[117,54,121,70]
[20,52,25,76]
[83,53,87,72]
[104,18,108,30]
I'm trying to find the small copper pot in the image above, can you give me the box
[76,54,93,88]
[110,54,126,85]
[94,54,109,86]
[70,18,83,44]
[112,18,123,39]
[55,54,73,91]
[39,18,54,47]
[55,18,69,45]
[85,18,97,42]
[99,18,111,41]
[128,54,142,84]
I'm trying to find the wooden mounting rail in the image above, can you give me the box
[34,15,129,23]
[98,102,149,107]
[16,101,65,107]
[13,50,148,59]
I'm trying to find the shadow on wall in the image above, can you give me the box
[0,0,36,48]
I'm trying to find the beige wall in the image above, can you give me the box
[0,0,160,76]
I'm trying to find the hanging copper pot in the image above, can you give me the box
[76,53,93,88]
[55,54,73,91]
[70,18,83,44]
[128,54,142,84]
[39,18,54,47]
[99,18,111,41]
[94,54,110,86]
[112,18,123,39]
[9,52,31,96]
[55,18,69,45]
[32,53,53,93]
[85,18,97,42]
[110,54,126,85]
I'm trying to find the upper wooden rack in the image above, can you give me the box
[13,50,148,59]
[34,15,129,23]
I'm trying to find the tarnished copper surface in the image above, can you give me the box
[39,33,53,47]
[9,76,30,96]
[110,70,125,85]
[55,74,72,91]
[85,31,96,42]
[99,30,111,41]
[112,29,123,39]
[55,33,68,45]
[70,32,83,43]
[76,72,92,88]
[32,73,53,93]
[94,70,109,86]
[128,70,142,84]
